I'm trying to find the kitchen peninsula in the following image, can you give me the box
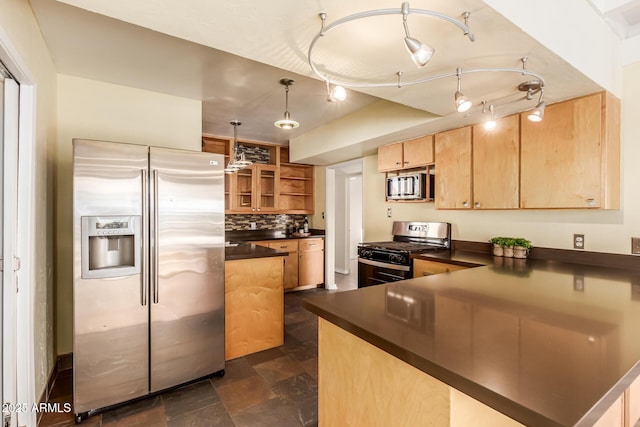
[224,242,287,360]
[303,256,640,427]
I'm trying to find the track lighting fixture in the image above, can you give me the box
[482,102,496,130]
[454,67,472,113]
[308,7,547,126]
[527,88,545,122]
[402,2,434,67]
[326,81,347,102]
[224,120,252,174]
[274,78,299,130]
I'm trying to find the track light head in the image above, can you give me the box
[404,36,434,67]
[455,91,472,113]
[527,101,545,122]
[329,85,347,102]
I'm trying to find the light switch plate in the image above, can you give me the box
[632,237,640,254]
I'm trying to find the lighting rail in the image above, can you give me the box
[307,2,547,124]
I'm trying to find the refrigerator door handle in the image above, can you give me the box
[153,169,159,304]
[141,170,148,306]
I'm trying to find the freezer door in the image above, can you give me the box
[72,139,149,413]
[149,147,225,392]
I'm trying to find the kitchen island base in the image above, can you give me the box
[318,318,524,427]
[225,256,284,360]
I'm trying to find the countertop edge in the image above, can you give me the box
[304,296,567,427]
[224,242,288,261]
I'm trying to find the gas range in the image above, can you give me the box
[357,241,448,266]
[357,221,451,288]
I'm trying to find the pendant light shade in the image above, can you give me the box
[274,78,299,129]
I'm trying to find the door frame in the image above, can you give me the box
[325,158,364,289]
[0,24,38,427]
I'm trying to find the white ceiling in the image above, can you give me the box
[30,0,628,159]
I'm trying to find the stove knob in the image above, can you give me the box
[389,254,404,264]
[360,249,372,258]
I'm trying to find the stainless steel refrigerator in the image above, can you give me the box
[72,139,225,420]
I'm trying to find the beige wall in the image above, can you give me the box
[362,63,640,255]
[55,74,202,354]
[310,165,326,230]
[1,0,58,400]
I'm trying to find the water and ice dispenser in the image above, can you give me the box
[81,216,141,279]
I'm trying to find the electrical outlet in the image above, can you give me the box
[573,234,585,250]
[250,222,257,230]
[632,237,640,254]
[387,208,392,218]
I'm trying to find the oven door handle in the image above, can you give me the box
[358,258,410,272]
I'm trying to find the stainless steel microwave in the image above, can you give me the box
[386,173,427,200]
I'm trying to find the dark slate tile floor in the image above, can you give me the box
[40,289,330,427]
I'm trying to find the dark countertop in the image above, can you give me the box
[225,229,325,242]
[303,254,640,426]
[224,242,287,261]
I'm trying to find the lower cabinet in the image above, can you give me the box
[268,240,299,290]
[299,238,325,287]
[253,238,325,290]
[413,259,467,277]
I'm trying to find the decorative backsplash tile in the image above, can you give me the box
[225,214,307,231]
[237,143,270,164]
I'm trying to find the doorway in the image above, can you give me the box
[0,44,37,426]
[325,158,363,291]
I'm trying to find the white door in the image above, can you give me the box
[1,70,20,427]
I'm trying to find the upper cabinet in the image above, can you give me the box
[520,92,620,209]
[426,91,619,211]
[435,126,472,209]
[202,136,314,214]
[378,135,434,172]
[472,115,520,209]
[232,164,279,213]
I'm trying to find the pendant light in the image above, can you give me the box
[274,78,299,129]
[224,120,252,174]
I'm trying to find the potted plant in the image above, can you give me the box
[502,238,516,257]
[489,237,505,256]
[513,238,532,259]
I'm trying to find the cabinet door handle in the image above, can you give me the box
[462,201,469,208]
[586,198,596,207]
[474,202,481,208]
[308,243,316,247]
[395,161,401,166]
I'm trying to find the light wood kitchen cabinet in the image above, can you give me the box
[252,238,325,290]
[299,238,324,287]
[472,115,520,209]
[230,164,279,213]
[434,126,472,209]
[413,259,467,277]
[202,136,314,214]
[378,135,434,172]
[224,256,284,360]
[279,163,314,214]
[268,240,299,290]
[520,92,620,209]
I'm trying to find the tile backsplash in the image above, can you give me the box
[225,214,307,231]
